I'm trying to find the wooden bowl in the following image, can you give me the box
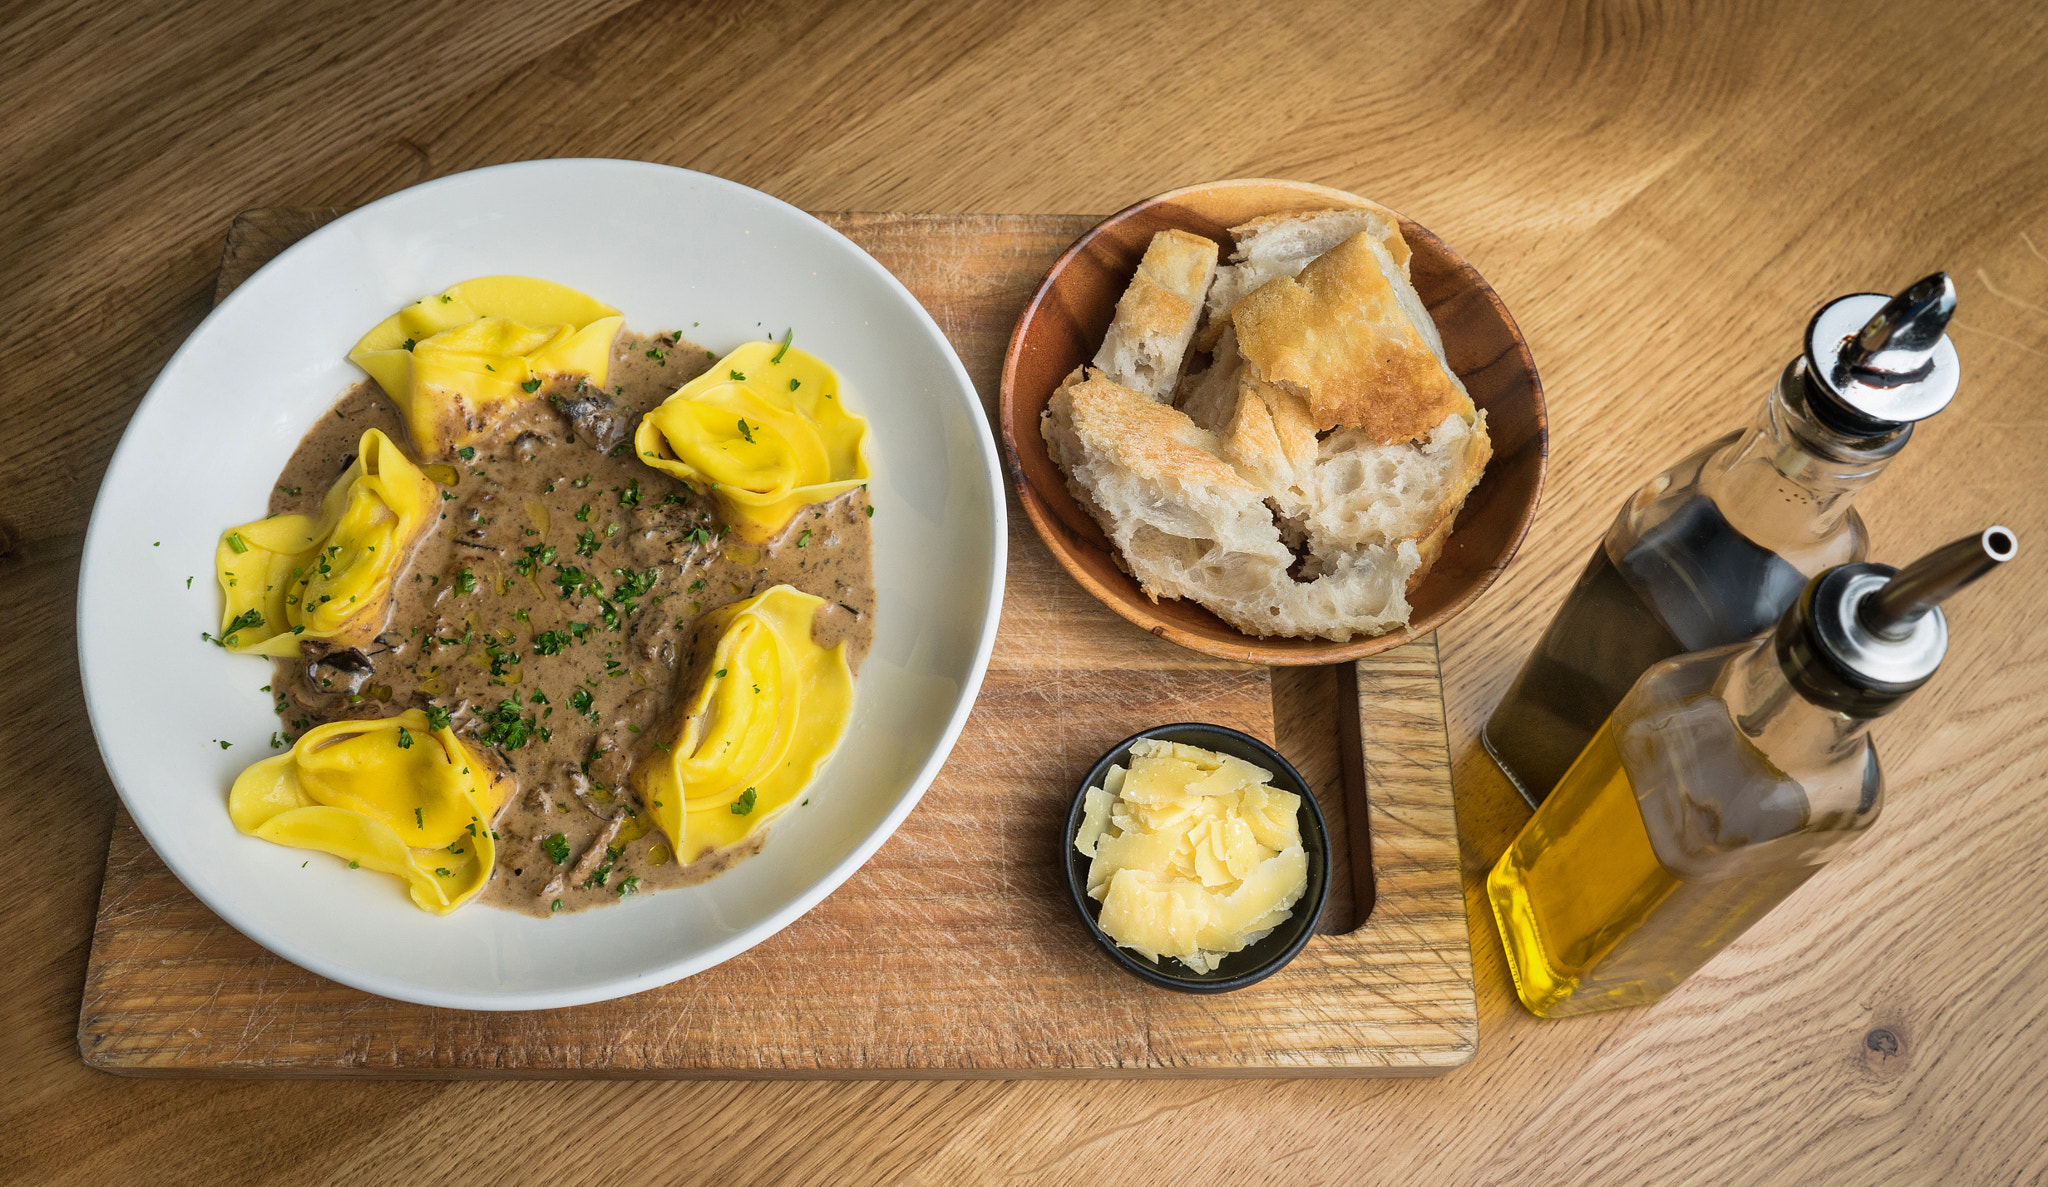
[999,178,1547,665]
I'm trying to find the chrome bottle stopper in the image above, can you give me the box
[1779,526,2017,715]
[1802,273,1961,435]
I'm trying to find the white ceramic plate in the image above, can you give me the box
[78,160,1006,1010]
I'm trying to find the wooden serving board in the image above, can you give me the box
[77,210,1475,1078]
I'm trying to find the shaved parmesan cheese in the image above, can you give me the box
[1075,785,1115,858]
[1075,739,1309,972]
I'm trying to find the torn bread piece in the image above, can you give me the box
[1042,368,1420,641]
[1217,375,1320,524]
[1232,231,1474,443]
[1196,206,1408,350]
[1275,542,1419,639]
[1044,369,1293,611]
[1177,325,1244,434]
[1309,410,1492,583]
[1091,229,1220,401]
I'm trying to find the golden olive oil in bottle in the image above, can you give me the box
[1490,528,2014,1018]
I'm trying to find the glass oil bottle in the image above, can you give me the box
[1489,527,2015,1018]
[1484,274,1963,806]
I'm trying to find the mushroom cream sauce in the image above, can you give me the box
[262,332,874,916]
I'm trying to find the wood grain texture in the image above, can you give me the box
[1000,177,1545,665]
[6,0,2048,1182]
[76,209,1474,1077]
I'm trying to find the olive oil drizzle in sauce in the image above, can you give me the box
[264,332,875,916]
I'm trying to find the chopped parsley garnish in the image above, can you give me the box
[220,608,265,644]
[436,867,451,877]
[731,787,757,815]
[568,688,595,718]
[414,807,424,829]
[736,417,755,444]
[575,528,602,558]
[715,668,728,678]
[401,338,416,351]
[728,369,746,381]
[574,503,591,522]
[457,446,476,460]
[616,875,642,897]
[225,532,249,554]
[543,833,571,864]
[789,379,800,391]
[572,474,592,488]
[455,568,478,595]
[521,377,542,393]
[796,530,811,548]
[619,479,641,507]
[396,726,414,749]
[514,543,557,577]
[550,898,563,913]
[554,565,597,600]
[645,347,666,364]
[486,643,521,676]
[610,566,658,603]
[532,630,572,655]
[476,697,537,750]
[771,329,793,364]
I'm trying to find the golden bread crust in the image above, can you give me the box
[1142,228,1222,299]
[1060,370,1257,495]
[1090,229,1220,399]
[1231,233,1472,442]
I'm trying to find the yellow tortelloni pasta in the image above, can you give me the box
[634,341,869,542]
[214,429,437,656]
[229,710,511,915]
[348,276,625,459]
[635,586,855,865]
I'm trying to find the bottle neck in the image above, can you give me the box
[1697,361,1906,568]
[1716,636,1874,775]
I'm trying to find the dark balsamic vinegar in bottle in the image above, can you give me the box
[1484,275,1963,806]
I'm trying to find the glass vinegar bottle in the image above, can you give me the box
[1483,275,1961,806]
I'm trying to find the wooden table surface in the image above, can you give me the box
[5,1,2045,1182]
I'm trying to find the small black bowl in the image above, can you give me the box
[1062,723,1331,993]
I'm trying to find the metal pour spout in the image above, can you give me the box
[1859,526,2018,639]
[1803,272,1962,432]
[1837,272,1958,389]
